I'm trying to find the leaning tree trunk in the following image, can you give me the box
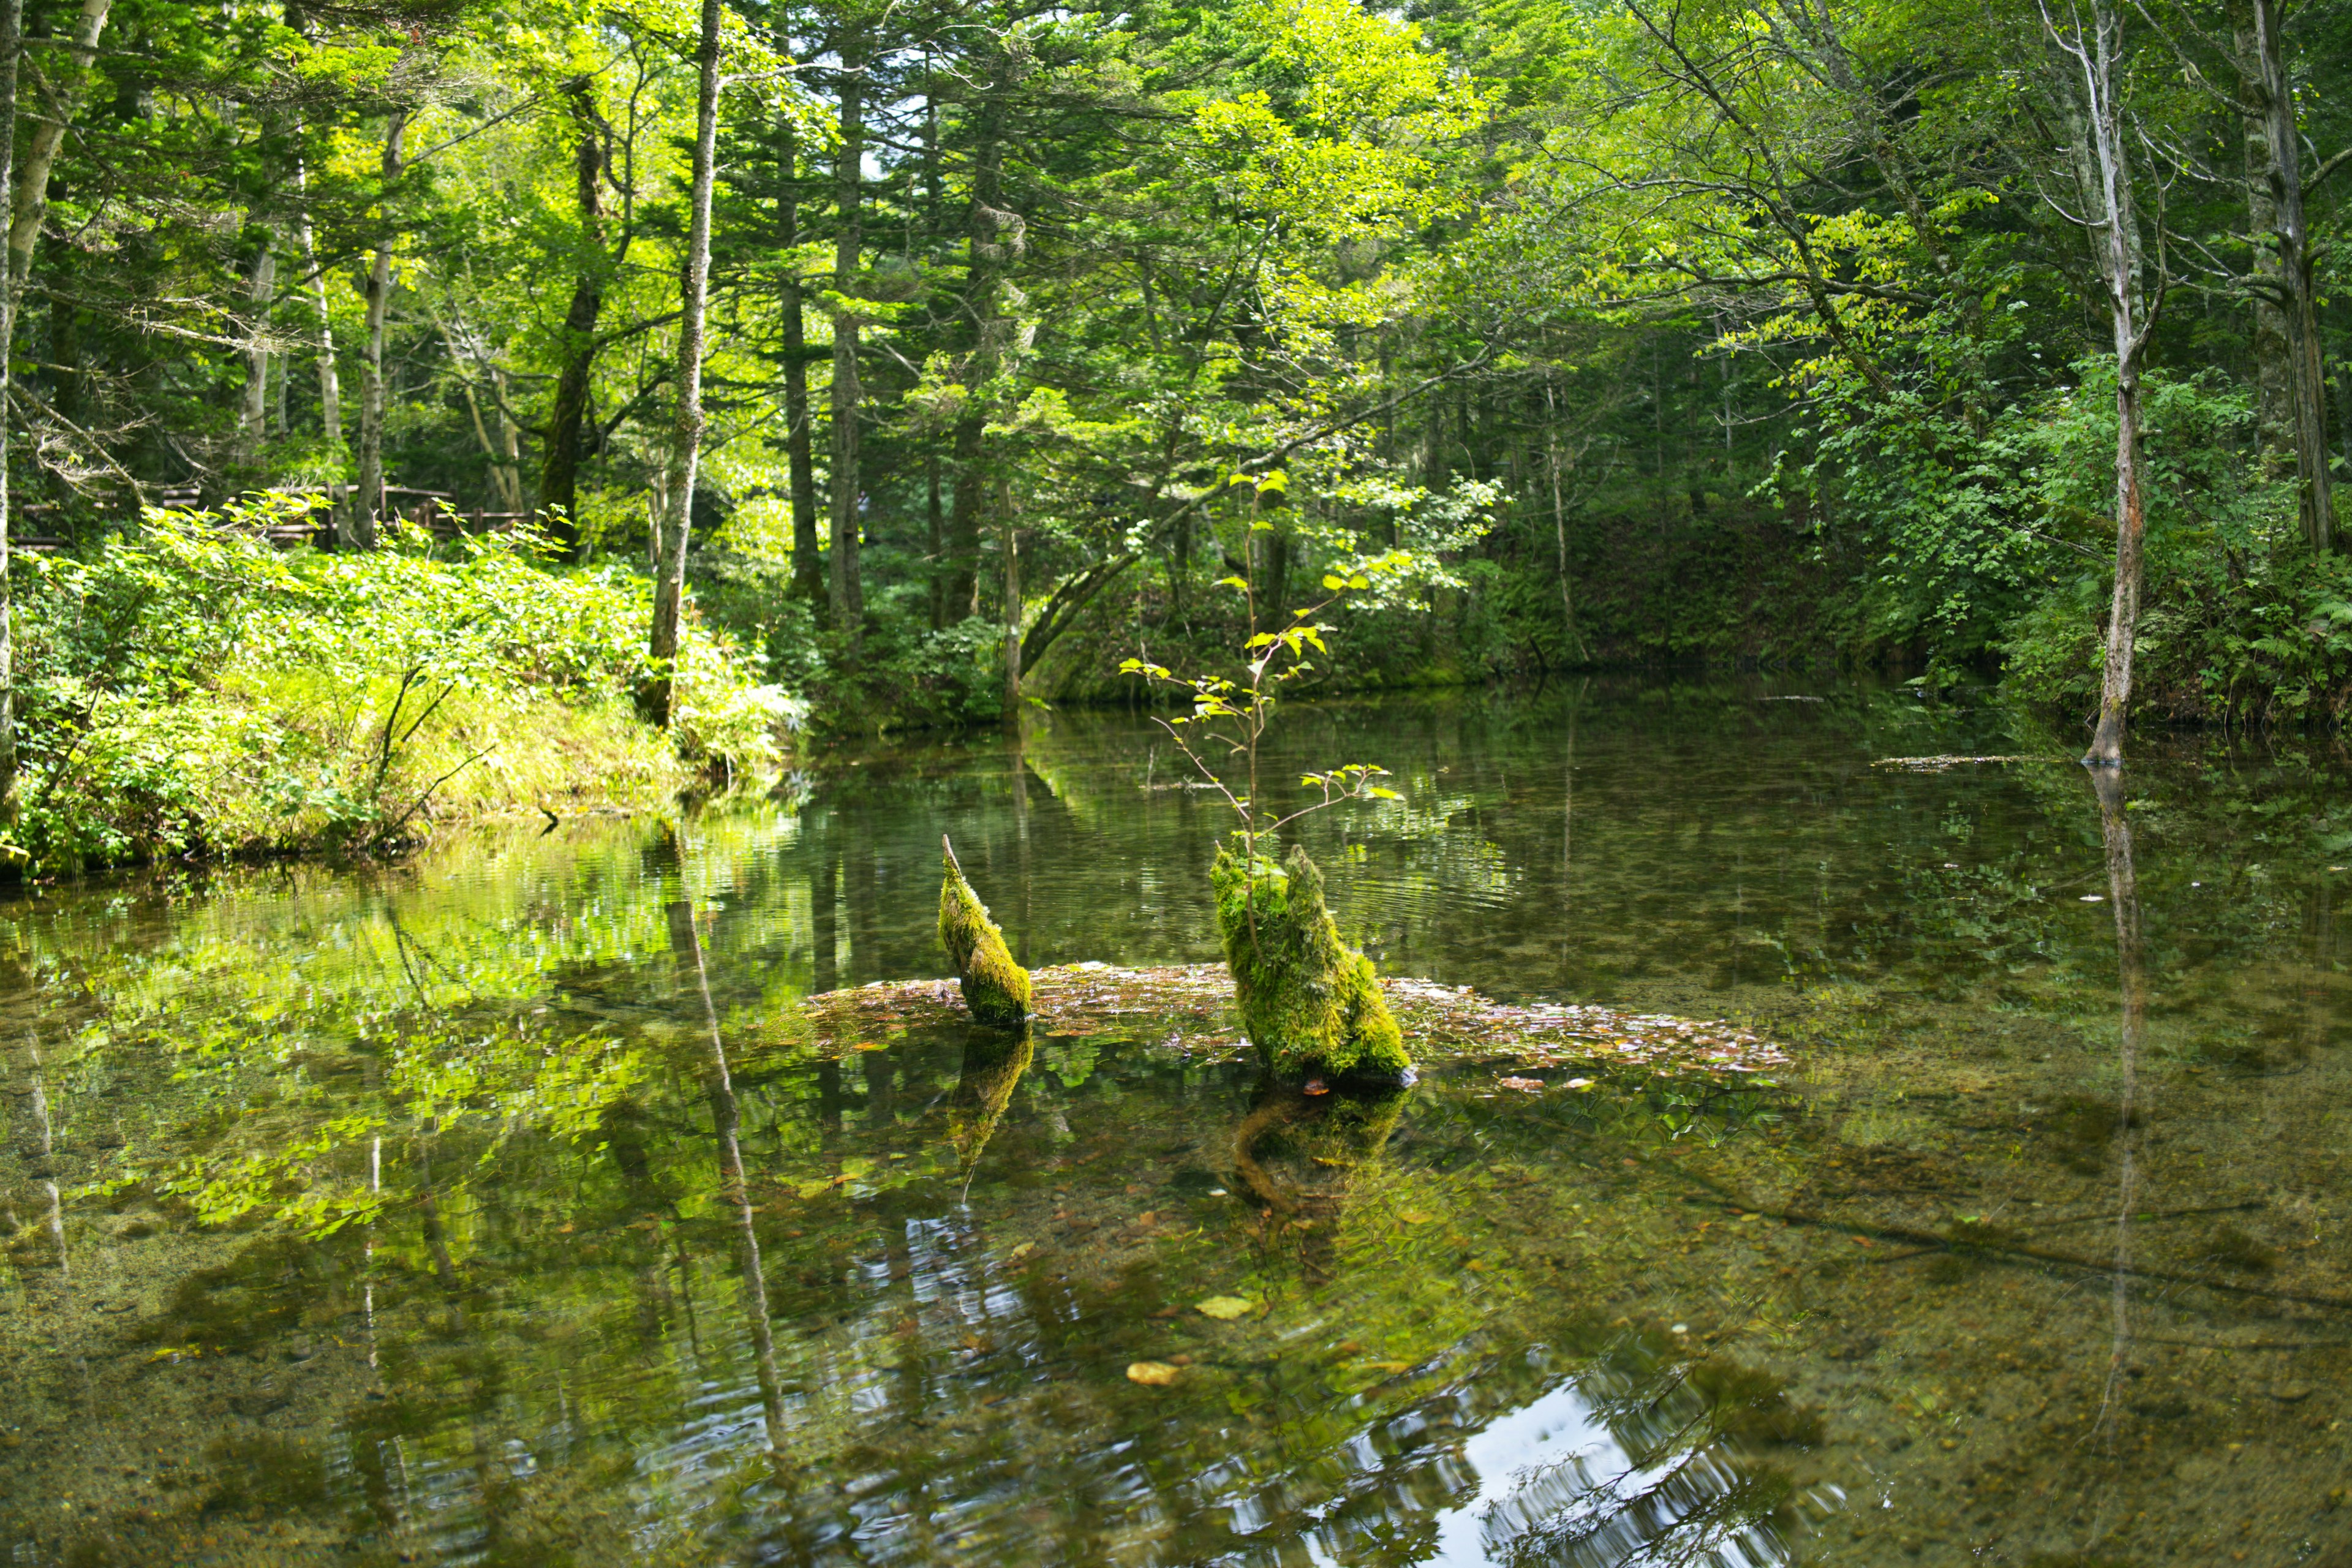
[643,0,722,728]
[0,0,23,831]
[353,108,406,551]
[541,77,606,559]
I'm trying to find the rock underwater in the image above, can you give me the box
[1211,838,1411,1083]
[938,835,1033,1028]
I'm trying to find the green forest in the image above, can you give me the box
[4,0,2351,872]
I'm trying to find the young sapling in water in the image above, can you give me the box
[1123,552,1409,1089]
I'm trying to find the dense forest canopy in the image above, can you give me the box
[3,0,2352,863]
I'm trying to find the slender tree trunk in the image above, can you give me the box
[2247,0,2331,549]
[2056,0,2155,766]
[2231,1,2290,461]
[644,0,722,728]
[777,118,822,609]
[948,51,1017,622]
[827,45,867,641]
[927,456,945,629]
[0,0,23,831]
[292,145,342,534]
[1000,479,1020,714]
[239,232,277,461]
[353,108,406,550]
[541,77,605,559]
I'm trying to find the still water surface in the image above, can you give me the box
[2,681,2348,1566]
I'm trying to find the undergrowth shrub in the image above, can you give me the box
[10,497,794,874]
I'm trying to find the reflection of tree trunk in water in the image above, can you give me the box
[23,1041,64,1276]
[811,810,839,996]
[1560,679,1585,982]
[667,898,790,1471]
[1011,730,1033,968]
[1230,1082,1409,1284]
[951,1027,1033,1199]
[413,1128,466,1302]
[843,809,881,990]
[2087,767,2146,1439]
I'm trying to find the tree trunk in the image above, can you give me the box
[1000,480,1020,714]
[927,455,945,629]
[0,0,24,830]
[2231,1,2290,460]
[238,228,277,461]
[540,77,605,559]
[827,45,866,641]
[7,0,108,297]
[353,108,405,551]
[947,50,1017,621]
[2247,0,2331,550]
[777,117,822,609]
[292,143,342,533]
[643,0,722,728]
[2058,0,2155,766]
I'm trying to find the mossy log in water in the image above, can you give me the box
[1210,839,1410,1082]
[938,835,1032,1027]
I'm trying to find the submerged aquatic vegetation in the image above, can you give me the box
[938,834,1033,1027]
[1212,838,1409,1080]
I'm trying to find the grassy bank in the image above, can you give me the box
[8,500,794,878]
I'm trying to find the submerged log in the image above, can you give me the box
[938,834,1032,1027]
[1211,839,1411,1083]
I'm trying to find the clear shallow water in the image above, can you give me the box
[2,679,2349,1566]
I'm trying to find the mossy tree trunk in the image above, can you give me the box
[1212,839,1409,1082]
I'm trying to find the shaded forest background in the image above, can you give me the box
[6,0,2352,871]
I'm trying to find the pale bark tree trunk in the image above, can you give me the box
[2043,0,2159,766]
[828,43,867,641]
[644,0,723,728]
[0,0,23,830]
[777,116,821,609]
[541,76,605,558]
[293,143,342,535]
[353,108,406,550]
[239,234,277,460]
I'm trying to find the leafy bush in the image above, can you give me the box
[10,497,790,874]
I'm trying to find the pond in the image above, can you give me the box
[2,680,2348,1567]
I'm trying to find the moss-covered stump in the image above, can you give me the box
[938,835,1032,1027]
[1211,839,1411,1082]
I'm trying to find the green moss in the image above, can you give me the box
[1210,837,1411,1080]
[938,837,1032,1027]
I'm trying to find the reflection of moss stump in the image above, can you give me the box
[938,836,1032,1028]
[1212,839,1410,1081]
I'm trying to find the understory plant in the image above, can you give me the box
[1122,566,1411,1083]
[9,497,793,876]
